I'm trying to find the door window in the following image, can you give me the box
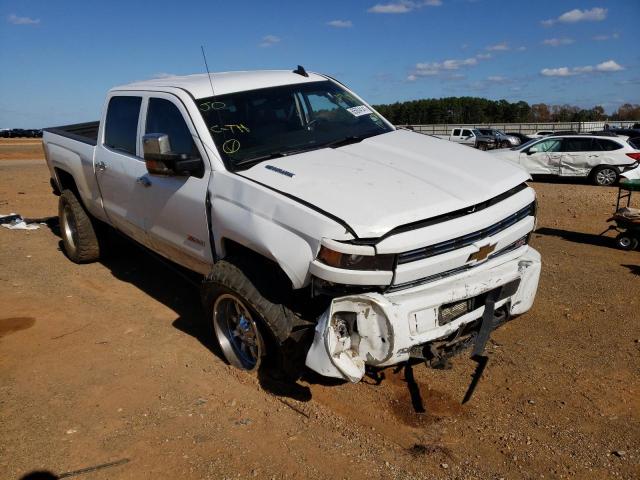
[145,98,199,158]
[104,96,142,156]
[529,138,561,153]
[461,129,472,136]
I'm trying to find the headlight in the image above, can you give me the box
[318,245,395,271]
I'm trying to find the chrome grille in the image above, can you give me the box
[397,202,535,265]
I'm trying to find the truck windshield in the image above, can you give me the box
[196,81,392,169]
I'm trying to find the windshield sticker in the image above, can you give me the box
[222,139,241,154]
[347,105,373,117]
[210,124,250,134]
[199,101,226,112]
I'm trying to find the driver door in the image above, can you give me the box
[138,94,213,274]
[520,138,562,175]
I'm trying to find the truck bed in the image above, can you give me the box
[43,121,99,146]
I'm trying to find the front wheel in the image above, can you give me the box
[477,143,488,151]
[212,291,266,371]
[615,233,638,251]
[202,258,300,373]
[591,166,618,186]
[500,141,511,149]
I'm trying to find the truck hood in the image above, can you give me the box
[239,130,530,238]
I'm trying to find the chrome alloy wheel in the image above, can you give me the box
[212,293,264,370]
[596,168,617,186]
[61,204,79,255]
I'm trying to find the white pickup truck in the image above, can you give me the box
[438,128,494,150]
[43,68,541,383]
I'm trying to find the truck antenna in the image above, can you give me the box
[201,45,215,97]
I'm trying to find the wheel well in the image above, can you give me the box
[54,168,80,197]
[591,164,619,175]
[220,238,294,292]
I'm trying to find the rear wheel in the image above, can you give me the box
[615,233,638,251]
[591,166,618,186]
[58,190,101,263]
[477,142,488,151]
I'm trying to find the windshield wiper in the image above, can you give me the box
[233,134,376,170]
[233,152,286,169]
[323,135,369,149]
[233,146,318,169]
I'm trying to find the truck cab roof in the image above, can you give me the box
[113,70,328,99]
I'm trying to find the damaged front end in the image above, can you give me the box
[305,295,393,382]
[305,248,541,383]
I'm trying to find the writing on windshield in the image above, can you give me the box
[196,81,392,169]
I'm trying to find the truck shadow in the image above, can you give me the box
[42,218,227,364]
[622,264,640,275]
[535,227,616,249]
[43,219,316,400]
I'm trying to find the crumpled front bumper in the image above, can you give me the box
[305,246,541,382]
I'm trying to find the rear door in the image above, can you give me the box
[450,128,461,142]
[139,94,213,273]
[559,137,597,176]
[519,138,562,175]
[94,94,150,245]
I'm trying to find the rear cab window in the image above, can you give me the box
[104,96,142,156]
[452,129,461,136]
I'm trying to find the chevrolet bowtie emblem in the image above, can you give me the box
[468,243,496,262]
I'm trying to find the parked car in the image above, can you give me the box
[43,69,541,383]
[0,129,11,138]
[589,130,620,137]
[609,128,640,139]
[506,132,532,144]
[491,135,640,186]
[529,130,555,139]
[477,129,520,148]
[438,127,495,150]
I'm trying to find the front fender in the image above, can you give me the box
[211,172,353,289]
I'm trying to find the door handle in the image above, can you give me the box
[96,161,107,172]
[136,176,152,187]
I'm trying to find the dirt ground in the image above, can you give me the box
[1,143,639,479]
[0,139,45,160]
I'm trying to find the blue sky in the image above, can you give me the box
[1,0,638,127]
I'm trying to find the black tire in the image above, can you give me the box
[201,258,302,373]
[500,141,510,149]
[590,165,619,186]
[615,233,638,251]
[58,189,101,263]
[477,143,488,151]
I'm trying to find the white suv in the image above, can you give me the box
[491,135,640,186]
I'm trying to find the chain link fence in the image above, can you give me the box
[400,121,640,136]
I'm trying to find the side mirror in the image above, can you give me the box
[526,148,536,155]
[143,133,201,176]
